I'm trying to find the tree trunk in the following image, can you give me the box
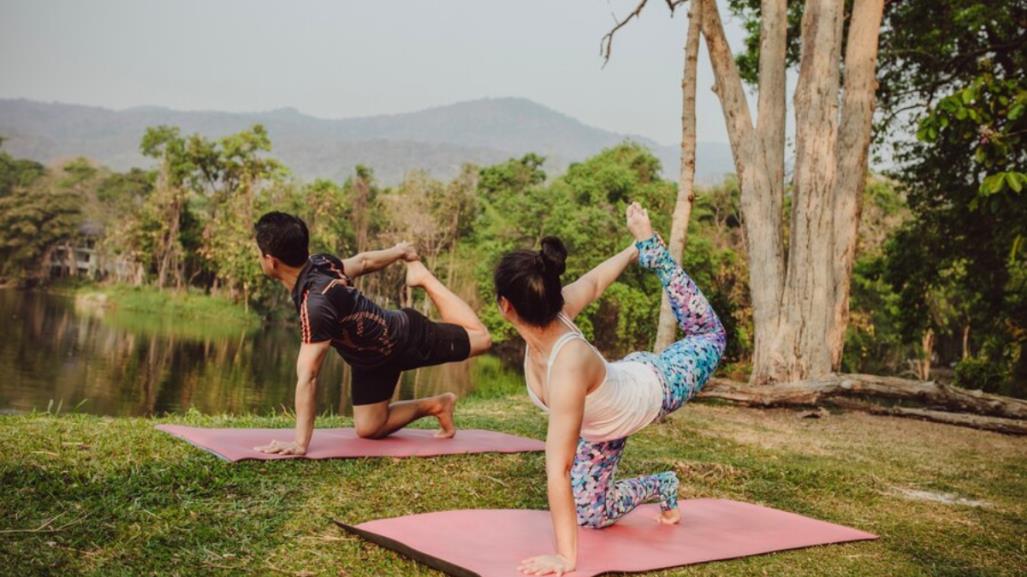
[153,160,182,291]
[827,0,886,369]
[703,374,1027,419]
[768,0,845,383]
[962,324,971,359]
[700,373,1027,421]
[701,0,885,384]
[65,242,77,278]
[655,0,703,352]
[834,401,1027,436]
[352,168,371,292]
[446,210,460,287]
[700,0,784,383]
[917,328,935,381]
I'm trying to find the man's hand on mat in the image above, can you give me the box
[518,553,574,576]
[395,241,418,262]
[254,439,306,455]
[626,201,654,242]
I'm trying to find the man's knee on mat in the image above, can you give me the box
[354,418,388,439]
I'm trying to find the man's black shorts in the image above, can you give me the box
[350,308,472,405]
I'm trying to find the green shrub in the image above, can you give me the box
[953,355,1009,393]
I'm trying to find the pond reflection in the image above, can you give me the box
[0,289,477,417]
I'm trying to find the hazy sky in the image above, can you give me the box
[0,0,757,146]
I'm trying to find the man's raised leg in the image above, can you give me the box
[405,261,491,356]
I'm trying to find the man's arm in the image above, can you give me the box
[342,241,417,278]
[255,340,331,455]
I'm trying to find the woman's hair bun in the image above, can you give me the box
[539,236,567,277]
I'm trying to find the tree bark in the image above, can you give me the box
[699,373,1027,422]
[699,0,784,382]
[962,324,971,359]
[827,0,886,369]
[918,328,935,381]
[655,0,703,352]
[352,168,371,292]
[768,0,845,383]
[700,0,885,384]
[832,400,1027,436]
[755,0,787,261]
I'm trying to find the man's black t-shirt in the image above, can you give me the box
[291,254,409,368]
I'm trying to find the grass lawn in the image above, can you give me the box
[73,284,262,327]
[2,391,1024,577]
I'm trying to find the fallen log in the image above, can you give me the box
[829,399,1027,435]
[697,373,1027,435]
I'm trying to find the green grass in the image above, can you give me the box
[72,284,261,336]
[467,354,525,400]
[2,394,1025,577]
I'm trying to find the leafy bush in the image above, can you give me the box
[953,355,1009,393]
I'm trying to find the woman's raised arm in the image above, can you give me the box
[560,244,638,320]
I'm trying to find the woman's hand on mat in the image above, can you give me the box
[518,553,574,576]
[254,439,306,455]
[394,241,419,262]
[626,201,654,242]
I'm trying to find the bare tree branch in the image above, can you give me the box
[600,0,650,65]
[601,0,691,64]
[666,0,689,16]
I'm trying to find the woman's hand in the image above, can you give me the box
[626,201,654,242]
[518,553,575,576]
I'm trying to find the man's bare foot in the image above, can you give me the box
[427,392,457,438]
[657,507,681,525]
[405,260,434,288]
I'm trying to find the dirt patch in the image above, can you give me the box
[892,488,991,508]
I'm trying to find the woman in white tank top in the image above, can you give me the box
[494,203,726,576]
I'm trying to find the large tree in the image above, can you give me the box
[605,0,885,384]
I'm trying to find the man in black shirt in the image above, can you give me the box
[252,212,492,455]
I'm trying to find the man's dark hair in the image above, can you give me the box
[255,212,310,267]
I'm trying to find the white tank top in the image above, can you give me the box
[524,313,664,442]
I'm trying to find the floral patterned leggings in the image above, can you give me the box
[572,235,727,529]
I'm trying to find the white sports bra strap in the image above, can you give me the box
[557,312,581,335]
[545,331,587,387]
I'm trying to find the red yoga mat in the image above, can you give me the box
[335,500,878,577]
[155,424,545,462]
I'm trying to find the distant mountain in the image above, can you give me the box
[0,97,735,185]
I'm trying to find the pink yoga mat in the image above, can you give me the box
[336,499,877,577]
[156,424,544,462]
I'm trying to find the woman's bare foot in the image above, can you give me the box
[626,202,654,242]
[427,392,457,438]
[657,507,681,525]
[405,260,434,288]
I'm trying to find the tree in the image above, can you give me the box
[0,158,85,283]
[0,147,45,199]
[604,0,885,384]
[659,1,706,352]
[870,1,1027,389]
[473,145,678,358]
[139,126,192,288]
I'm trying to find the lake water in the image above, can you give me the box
[0,289,484,417]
